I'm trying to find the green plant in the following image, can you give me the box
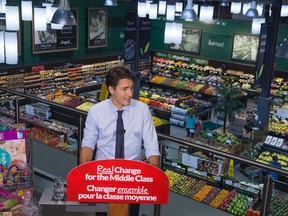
[210,84,245,133]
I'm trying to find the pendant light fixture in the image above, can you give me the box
[138,1,146,18]
[175,1,183,13]
[251,18,265,34]
[149,3,158,19]
[281,5,288,17]
[166,4,175,21]
[231,2,241,14]
[220,0,229,7]
[276,38,288,58]
[42,1,53,23]
[164,22,183,44]
[4,31,18,65]
[245,1,259,17]
[5,5,20,31]
[104,0,117,6]
[180,0,197,21]
[50,4,64,29]
[51,0,76,26]
[158,0,166,15]
[34,6,47,31]
[0,0,6,13]
[199,5,214,22]
[21,0,32,21]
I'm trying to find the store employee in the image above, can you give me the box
[80,66,160,216]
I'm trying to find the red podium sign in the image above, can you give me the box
[66,159,169,204]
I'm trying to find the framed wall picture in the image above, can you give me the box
[88,8,107,49]
[170,28,202,55]
[231,34,259,63]
[32,9,78,54]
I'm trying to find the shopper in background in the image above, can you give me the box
[80,66,160,216]
[184,110,198,141]
[195,116,203,134]
[268,155,282,180]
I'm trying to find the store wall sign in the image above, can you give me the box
[66,159,169,204]
[208,39,224,48]
[124,10,137,64]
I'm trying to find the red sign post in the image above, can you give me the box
[66,159,169,204]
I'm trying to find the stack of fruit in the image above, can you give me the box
[256,151,288,170]
[270,195,288,216]
[218,189,238,210]
[193,185,213,202]
[225,193,249,216]
[152,116,169,127]
[209,189,230,208]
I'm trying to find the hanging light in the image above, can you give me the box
[21,0,32,21]
[34,6,47,31]
[0,30,4,63]
[42,1,53,23]
[51,0,77,26]
[149,3,158,19]
[166,4,175,21]
[138,1,146,17]
[231,2,241,14]
[251,18,265,34]
[158,0,166,15]
[199,5,214,22]
[50,4,64,29]
[180,0,197,21]
[5,5,20,31]
[276,38,288,58]
[175,2,183,13]
[146,0,152,14]
[0,0,6,13]
[281,5,288,17]
[245,1,259,17]
[4,31,18,65]
[164,22,183,44]
[220,0,229,7]
[242,2,250,15]
[104,0,117,6]
[193,4,199,16]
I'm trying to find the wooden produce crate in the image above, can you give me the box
[213,141,242,154]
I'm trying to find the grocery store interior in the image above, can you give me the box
[1,0,288,216]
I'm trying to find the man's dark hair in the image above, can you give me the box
[106,66,135,89]
[272,155,278,161]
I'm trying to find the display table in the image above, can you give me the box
[39,188,108,213]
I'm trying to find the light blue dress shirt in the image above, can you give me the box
[82,98,160,161]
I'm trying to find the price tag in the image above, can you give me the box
[201,171,207,177]
[171,162,178,167]
[191,78,195,82]
[188,167,195,173]
[226,139,231,144]
[247,187,255,193]
[197,93,202,98]
[225,180,233,185]
[214,176,221,181]
[234,183,241,188]
[207,132,213,137]
[185,77,189,81]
